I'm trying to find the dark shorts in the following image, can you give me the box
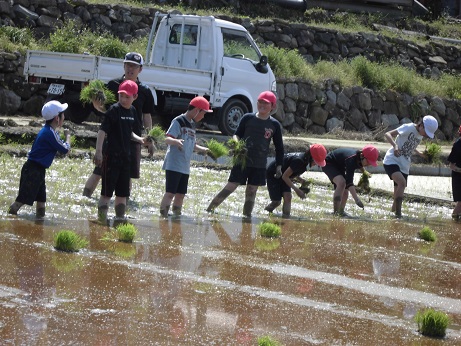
[16,160,46,205]
[228,165,266,186]
[165,170,189,195]
[266,176,290,201]
[93,142,140,179]
[322,163,343,185]
[383,164,408,187]
[100,154,131,198]
[452,173,461,202]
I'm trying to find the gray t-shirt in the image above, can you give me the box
[383,123,422,174]
[162,114,196,174]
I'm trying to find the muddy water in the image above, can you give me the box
[1,156,460,345]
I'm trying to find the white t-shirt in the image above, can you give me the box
[383,123,422,174]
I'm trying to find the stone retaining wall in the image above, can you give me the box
[1,0,460,139]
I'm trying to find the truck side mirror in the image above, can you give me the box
[255,55,268,73]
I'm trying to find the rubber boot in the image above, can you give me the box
[172,205,182,216]
[8,201,22,215]
[82,187,93,198]
[243,200,254,218]
[394,197,403,218]
[98,205,108,223]
[333,196,341,215]
[264,201,281,213]
[36,207,45,218]
[115,203,126,219]
[160,205,170,217]
[206,189,232,212]
[282,202,291,218]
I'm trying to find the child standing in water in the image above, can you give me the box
[383,115,438,218]
[8,100,71,218]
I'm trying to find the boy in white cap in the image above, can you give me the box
[93,80,146,222]
[159,96,212,217]
[8,100,71,217]
[206,91,284,217]
[383,115,439,218]
[265,143,327,217]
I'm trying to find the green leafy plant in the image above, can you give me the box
[258,335,281,346]
[80,79,116,105]
[415,308,450,338]
[54,230,89,252]
[418,226,437,242]
[148,125,165,144]
[227,138,248,169]
[258,222,281,238]
[102,222,138,243]
[206,138,229,160]
[424,142,442,164]
[357,170,371,194]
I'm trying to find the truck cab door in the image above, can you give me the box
[217,28,273,134]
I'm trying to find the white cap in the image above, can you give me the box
[42,100,68,120]
[423,115,438,139]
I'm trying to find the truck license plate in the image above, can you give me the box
[48,83,65,95]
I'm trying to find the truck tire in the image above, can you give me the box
[218,99,248,136]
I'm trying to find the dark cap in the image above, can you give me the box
[124,52,144,66]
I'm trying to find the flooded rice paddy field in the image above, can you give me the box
[0,155,460,345]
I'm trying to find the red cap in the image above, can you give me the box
[258,91,277,105]
[362,145,379,167]
[118,80,138,96]
[190,96,213,112]
[310,144,327,167]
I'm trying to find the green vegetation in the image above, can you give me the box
[103,222,138,243]
[424,142,442,164]
[255,238,280,251]
[0,26,37,54]
[418,226,437,242]
[259,222,281,238]
[299,178,315,194]
[258,335,282,346]
[415,308,450,338]
[357,170,371,194]
[206,138,229,160]
[148,125,165,145]
[80,80,117,105]
[227,138,248,169]
[54,230,89,252]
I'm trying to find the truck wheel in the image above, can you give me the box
[218,99,248,136]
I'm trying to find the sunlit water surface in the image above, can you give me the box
[0,156,460,345]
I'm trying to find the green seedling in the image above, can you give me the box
[424,142,442,164]
[357,170,371,194]
[415,308,450,338]
[206,138,229,160]
[300,178,315,194]
[258,335,281,346]
[418,226,437,242]
[227,138,248,169]
[258,222,281,238]
[54,230,89,252]
[148,125,165,144]
[80,79,116,105]
[102,222,138,243]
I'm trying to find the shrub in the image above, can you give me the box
[54,230,89,252]
[47,21,85,53]
[415,308,450,337]
[418,226,437,242]
[259,222,281,238]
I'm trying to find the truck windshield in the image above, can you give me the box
[222,28,260,62]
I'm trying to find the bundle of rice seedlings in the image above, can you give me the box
[258,222,281,238]
[206,138,228,160]
[54,230,89,252]
[148,125,165,144]
[299,178,314,194]
[415,308,450,337]
[418,226,437,242]
[424,142,442,164]
[227,138,248,169]
[80,80,116,105]
[357,170,371,194]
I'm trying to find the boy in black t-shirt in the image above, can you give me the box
[93,80,145,222]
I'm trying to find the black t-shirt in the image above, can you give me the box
[324,148,362,187]
[267,152,308,178]
[106,76,155,136]
[448,138,461,177]
[100,103,136,161]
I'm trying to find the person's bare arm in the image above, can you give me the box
[384,129,400,156]
[282,167,305,199]
[93,130,106,167]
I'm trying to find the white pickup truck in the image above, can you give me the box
[24,12,277,135]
